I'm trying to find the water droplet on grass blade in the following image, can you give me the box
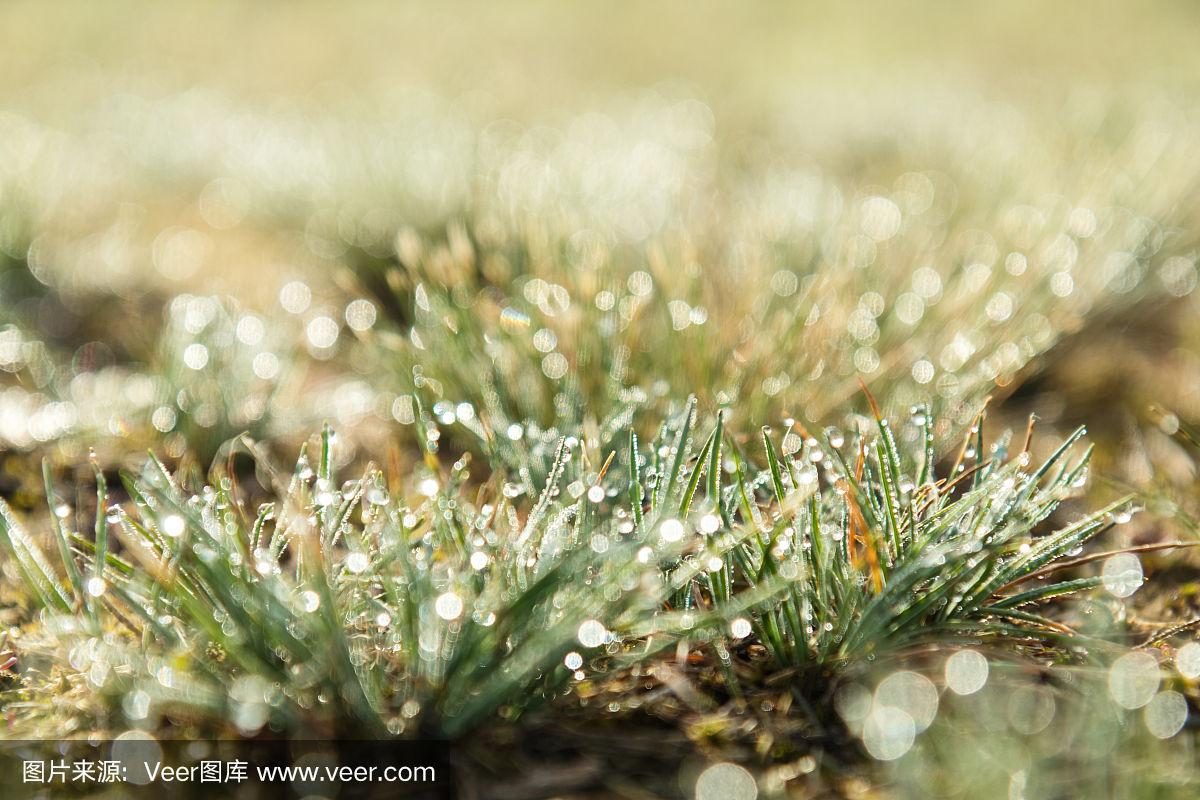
[660,518,684,543]
[301,591,320,613]
[824,427,845,448]
[1101,553,1143,598]
[162,514,185,538]
[577,619,607,648]
[435,592,464,621]
[909,405,928,426]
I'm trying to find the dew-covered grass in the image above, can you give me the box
[5,4,1200,798]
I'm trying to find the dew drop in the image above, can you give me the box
[660,518,685,543]
[162,514,186,538]
[577,619,607,648]
[301,590,320,613]
[1101,553,1143,598]
[345,552,370,574]
[435,592,464,621]
[825,427,845,449]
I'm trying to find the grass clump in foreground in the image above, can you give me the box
[0,387,1160,790]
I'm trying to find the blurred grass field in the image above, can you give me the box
[4,3,1200,798]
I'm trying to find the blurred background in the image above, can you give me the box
[4,1,1200,482]
[5,3,1200,797]
[3,1,1199,484]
